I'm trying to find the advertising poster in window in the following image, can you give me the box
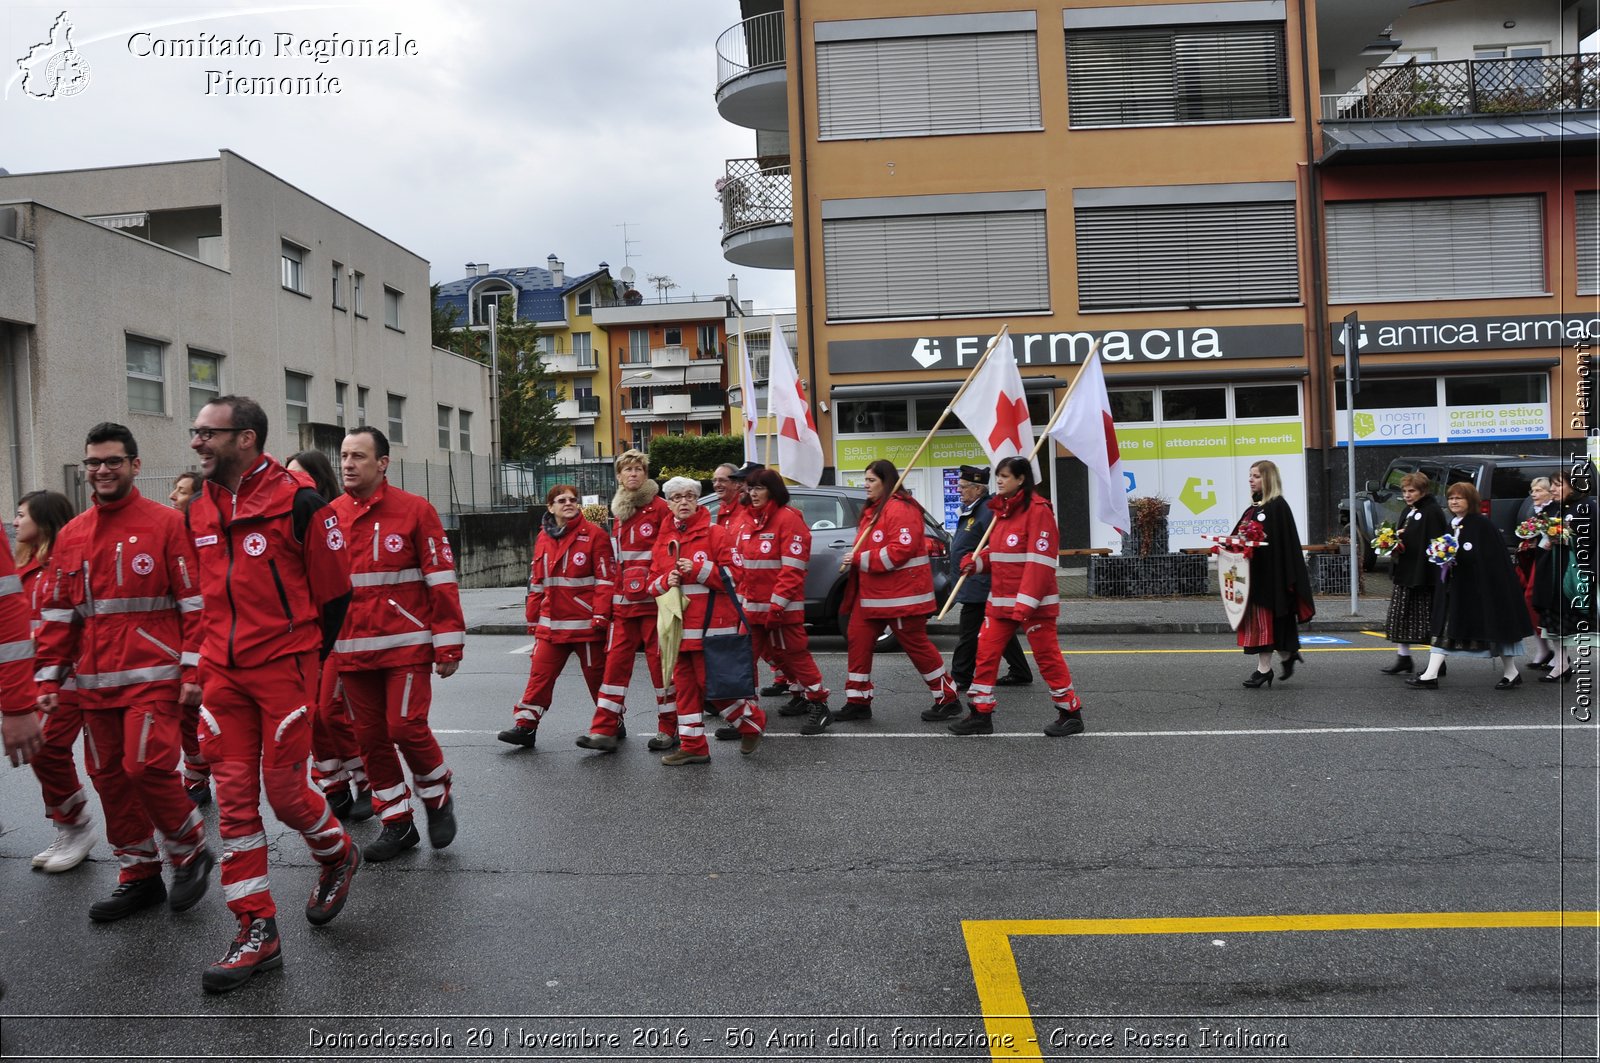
[1332,403,1550,444]
[835,433,990,521]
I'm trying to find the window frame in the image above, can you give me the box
[437,404,453,450]
[125,334,167,416]
[383,285,404,331]
[387,393,406,445]
[284,370,311,442]
[331,260,345,310]
[281,240,308,295]
[187,348,222,421]
[458,410,472,452]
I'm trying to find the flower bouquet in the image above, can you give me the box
[1542,514,1568,544]
[1370,522,1401,558]
[1426,533,1459,580]
[1515,516,1544,541]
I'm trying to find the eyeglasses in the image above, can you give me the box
[189,427,244,442]
[667,493,699,502]
[81,457,130,471]
[551,497,579,505]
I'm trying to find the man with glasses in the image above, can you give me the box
[329,427,464,861]
[186,397,357,994]
[35,423,214,924]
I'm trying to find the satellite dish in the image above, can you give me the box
[619,266,635,285]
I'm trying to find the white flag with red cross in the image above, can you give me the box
[949,332,1038,479]
[765,319,823,487]
[1047,348,1130,534]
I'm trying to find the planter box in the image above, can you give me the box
[1088,553,1209,598]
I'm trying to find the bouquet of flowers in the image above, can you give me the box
[1515,516,1544,541]
[1426,533,1459,580]
[1542,514,1568,544]
[1370,522,1401,557]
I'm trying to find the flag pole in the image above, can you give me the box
[840,325,1011,571]
[763,316,776,467]
[935,341,1101,619]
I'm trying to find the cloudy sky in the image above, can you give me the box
[1,1,796,309]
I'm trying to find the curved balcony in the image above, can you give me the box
[719,158,793,271]
[715,12,788,131]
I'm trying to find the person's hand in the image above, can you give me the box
[591,615,609,630]
[676,557,694,575]
[179,682,203,707]
[3,713,43,767]
[667,570,681,588]
[840,548,855,571]
[436,659,460,679]
[959,556,977,575]
[35,692,58,714]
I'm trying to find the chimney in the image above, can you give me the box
[465,262,477,278]
[547,254,564,286]
[727,274,740,305]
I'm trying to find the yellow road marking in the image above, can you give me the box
[963,911,1600,1060]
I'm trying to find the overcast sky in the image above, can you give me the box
[1,0,796,310]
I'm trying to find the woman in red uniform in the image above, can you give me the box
[729,469,829,737]
[14,490,96,871]
[499,485,614,749]
[823,459,959,734]
[648,476,766,765]
[950,458,1085,737]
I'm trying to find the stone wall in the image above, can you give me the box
[449,510,535,588]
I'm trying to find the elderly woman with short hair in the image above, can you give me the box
[1379,472,1450,675]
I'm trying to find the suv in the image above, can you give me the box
[1340,454,1580,569]
[700,486,953,648]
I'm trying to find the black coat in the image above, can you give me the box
[1234,496,1314,620]
[1430,513,1534,645]
[949,491,994,604]
[1531,495,1597,635]
[1390,494,1450,589]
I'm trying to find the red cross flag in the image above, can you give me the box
[765,318,824,487]
[1047,348,1130,534]
[735,318,759,463]
[949,332,1038,478]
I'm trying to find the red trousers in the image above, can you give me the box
[751,623,828,704]
[671,650,765,756]
[82,703,206,884]
[589,615,674,737]
[178,701,210,789]
[342,666,450,827]
[844,613,957,706]
[969,616,1080,714]
[197,651,351,920]
[31,696,89,827]
[310,665,367,797]
[517,639,604,729]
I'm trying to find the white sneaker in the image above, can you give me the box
[31,830,64,869]
[41,819,96,874]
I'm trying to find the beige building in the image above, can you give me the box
[0,150,490,510]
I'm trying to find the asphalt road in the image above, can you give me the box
[0,630,1595,1062]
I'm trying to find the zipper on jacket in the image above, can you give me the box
[135,626,180,661]
[115,542,124,586]
[388,598,426,629]
[267,559,294,632]
[177,556,192,591]
[373,521,381,562]
[427,536,437,566]
[223,524,239,669]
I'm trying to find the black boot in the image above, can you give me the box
[1379,655,1414,675]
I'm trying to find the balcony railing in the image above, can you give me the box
[716,11,785,93]
[1321,52,1599,121]
[553,396,600,421]
[543,351,599,374]
[720,157,792,237]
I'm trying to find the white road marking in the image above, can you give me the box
[508,641,536,655]
[433,723,1594,739]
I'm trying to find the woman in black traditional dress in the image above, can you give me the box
[1515,476,1559,670]
[1379,472,1450,675]
[1407,482,1531,690]
[1530,471,1598,682]
[1234,460,1315,689]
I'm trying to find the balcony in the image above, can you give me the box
[719,157,794,271]
[553,396,601,423]
[543,351,599,375]
[650,345,689,368]
[715,11,787,131]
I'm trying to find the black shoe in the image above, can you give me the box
[645,731,679,752]
[305,844,359,926]
[713,723,739,741]
[617,720,627,741]
[424,794,457,850]
[799,704,832,735]
[920,698,963,722]
[1494,674,1522,691]
[995,673,1033,687]
[363,819,420,863]
[1043,708,1085,737]
[777,695,810,717]
[201,917,281,994]
[1528,657,1554,672]
[1379,655,1414,675]
[168,847,215,913]
[1242,670,1274,689]
[948,711,994,736]
[349,788,375,823]
[1279,652,1305,681]
[186,781,212,807]
[1405,676,1439,689]
[1439,661,1447,677]
[89,877,167,922]
[326,788,354,820]
[834,703,872,722]
[760,681,789,697]
[497,726,537,748]
[1539,669,1572,684]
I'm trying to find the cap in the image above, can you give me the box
[730,461,766,481]
[958,465,990,485]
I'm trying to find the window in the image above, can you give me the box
[356,386,369,425]
[335,381,348,428]
[1473,44,1548,94]
[1109,389,1155,423]
[816,13,1041,139]
[576,287,593,315]
[1074,186,1298,311]
[1579,192,1598,295]
[126,336,166,415]
[664,327,683,347]
[572,332,594,367]
[697,324,719,357]
[632,425,651,451]
[1065,20,1289,127]
[1234,385,1299,419]
[628,329,650,363]
[352,271,365,316]
[837,400,909,433]
[387,393,405,444]
[1326,195,1545,302]
[1160,387,1226,422]
[437,405,453,449]
[383,286,403,330]
[187,350,220,420]
[285,371,310,441]
[473,282,514,326]
[458,410,472,451]
[1443,374,1547,406]
[824,192,1049,320]
[281,240,307,293]
[1334,377,1435,411]
[331,260,344,309]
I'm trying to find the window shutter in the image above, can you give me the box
[817,32,1041,139]
[1326,196,1544,302]
[1075,202,1298,311]
[1067,24,1287,127]
[1578,191,1598,296]
[824,211,1049,320]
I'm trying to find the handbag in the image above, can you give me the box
[699,565,756,701]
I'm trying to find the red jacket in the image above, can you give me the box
[733,502,809,626]
[35,489,202,708]
[971,492,1060,622]
[601,494,670,621]
[19,558,77,700]
[849,492,936,619]
[0,529,36,716]
[329,480,465,671]
[527,514,613,644]
[648,506,744,651]
[188,456,352,669]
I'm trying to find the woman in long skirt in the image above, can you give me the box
[1234,460,1315,689]
[1379,472,1449,674]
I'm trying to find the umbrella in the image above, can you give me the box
[656,541,684,677]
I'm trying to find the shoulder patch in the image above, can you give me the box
[325,515,339,530]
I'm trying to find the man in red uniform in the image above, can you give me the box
[35,423,214,922]
[331,426,464,861]
[187,396,359,994]
[1,521,43,1000]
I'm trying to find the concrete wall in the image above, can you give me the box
[450,509,536,589]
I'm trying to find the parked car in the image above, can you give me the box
[700,486,954,650]
[1339,454,1584,570]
